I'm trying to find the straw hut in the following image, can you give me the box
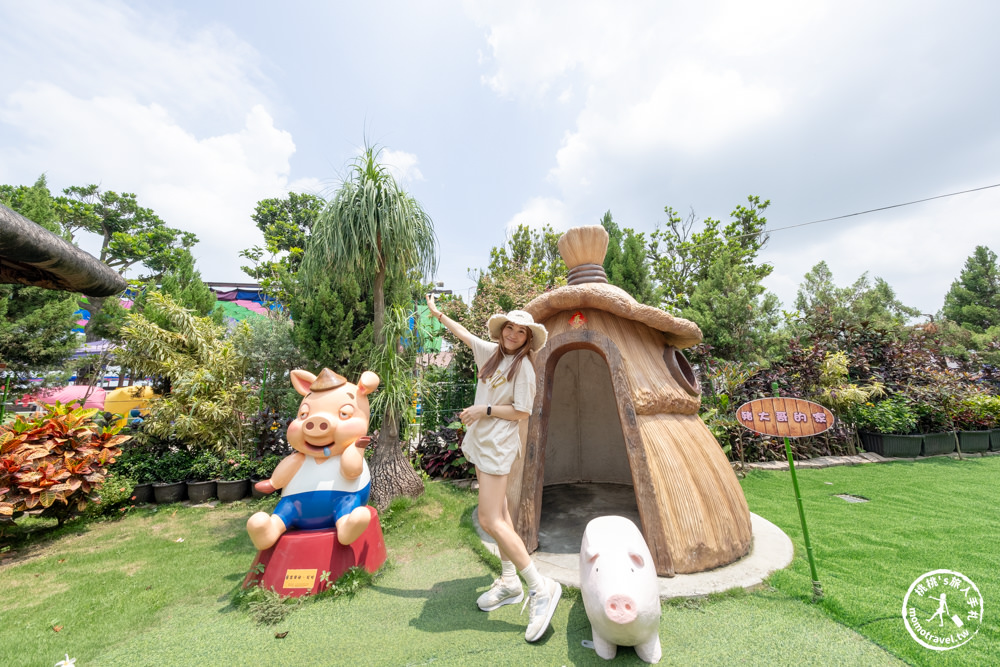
[508,225,752,576]
[0,203,126,296]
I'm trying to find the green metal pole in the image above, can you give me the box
[0,380,9,422]
[773,382,823,601]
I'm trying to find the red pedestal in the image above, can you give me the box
[243,506,387,597]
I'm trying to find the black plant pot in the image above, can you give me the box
[217,479,250,503]
[153,481,187,504]
[186,480,218,503]
[131,483,155,504]
[958,430,990,453]
[922,432,956,456]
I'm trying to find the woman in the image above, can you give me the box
[425,293,561,643]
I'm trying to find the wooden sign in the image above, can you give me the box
[735,397,835,438]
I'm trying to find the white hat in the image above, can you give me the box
[487,310,548,353]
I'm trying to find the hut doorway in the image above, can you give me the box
[544,348,631,486]
[537,347,641,554]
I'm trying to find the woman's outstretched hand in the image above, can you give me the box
[425,293,443,318]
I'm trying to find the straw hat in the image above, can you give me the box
[487,310,548,353]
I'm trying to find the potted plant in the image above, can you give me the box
[852,396,922,457]
[151,447,194,504]
[250,453,283,499]
[952,394,1000,453]
[115,441,160,504]
[186,450,220,503]
[910,399,955,457]
[217,449,252,502]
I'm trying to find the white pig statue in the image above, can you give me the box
[580,515,662,663]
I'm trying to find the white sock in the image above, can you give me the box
[519,562,545,593]
[501,559,519,585]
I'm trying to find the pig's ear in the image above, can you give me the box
[584,545,600,563]
[629,552,645,569]
[290,369,316,397]
[358,371,380,396]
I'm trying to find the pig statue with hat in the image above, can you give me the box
[580,515,662,663]
[247,367,380,550]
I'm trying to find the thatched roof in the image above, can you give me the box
[525,282,703,349]
[0,203,126,297]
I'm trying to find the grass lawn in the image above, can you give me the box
[1,456,995,665]
[742,454,1000,666]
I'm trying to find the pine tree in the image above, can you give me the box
[942,245,1000,333]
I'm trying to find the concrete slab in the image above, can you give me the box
[472,482,793,599]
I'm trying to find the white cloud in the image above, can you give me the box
[1,83,299,281]
[0,0,268,128]
[0,1,300,284]
[380,148,425,183]
[505,196,572,232]
[469,1,1000,315]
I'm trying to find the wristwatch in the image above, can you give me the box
[486,404,492,416]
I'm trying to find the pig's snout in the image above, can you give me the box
[605,594,638,624]
[302,415,334,441]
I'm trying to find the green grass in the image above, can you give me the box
[1,459,995,665]
[742,455,1000,666]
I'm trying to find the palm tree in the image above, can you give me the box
[301,144,438,509]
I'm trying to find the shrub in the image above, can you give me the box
[852,397,918,434]
[413,417,474,480]
[114,437,161,484]
[115,291,257,453]
[85,469,138,519]
[0,402,129,525]
[220,449,253,480]
[952,393,1000,430]
[249,453,283,480]
[188,450,221,481]
[151,447,195,484]
[247,407,293,459]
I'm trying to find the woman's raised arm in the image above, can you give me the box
[425,293,478,348]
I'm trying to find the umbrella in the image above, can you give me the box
[21,385,106,410]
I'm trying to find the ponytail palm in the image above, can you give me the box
[301,145,438,509]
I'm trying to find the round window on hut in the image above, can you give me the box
[663,346,700,396]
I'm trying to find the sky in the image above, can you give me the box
[2,0,998,318]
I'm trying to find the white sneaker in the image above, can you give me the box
[477,577,524,611]
[523,576,562,642]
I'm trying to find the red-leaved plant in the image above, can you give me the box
[0,402,130,525]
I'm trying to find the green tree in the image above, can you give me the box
[486,223,566,290]
[0,175,62,235]
[115,292,255,453]
[682,248,783,364]
[0,284,79,390]
[236,312,307,415]
[794,261,919,329]
[649,195,772,311]
[240,192,324,304]
[942,245,1000,333]
[289,271,373,382]
[301,144,438,509]
[601,211,654,304]
[55,184,199,340]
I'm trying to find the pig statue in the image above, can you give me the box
[580,515,662,663]
[246,368,379,551]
